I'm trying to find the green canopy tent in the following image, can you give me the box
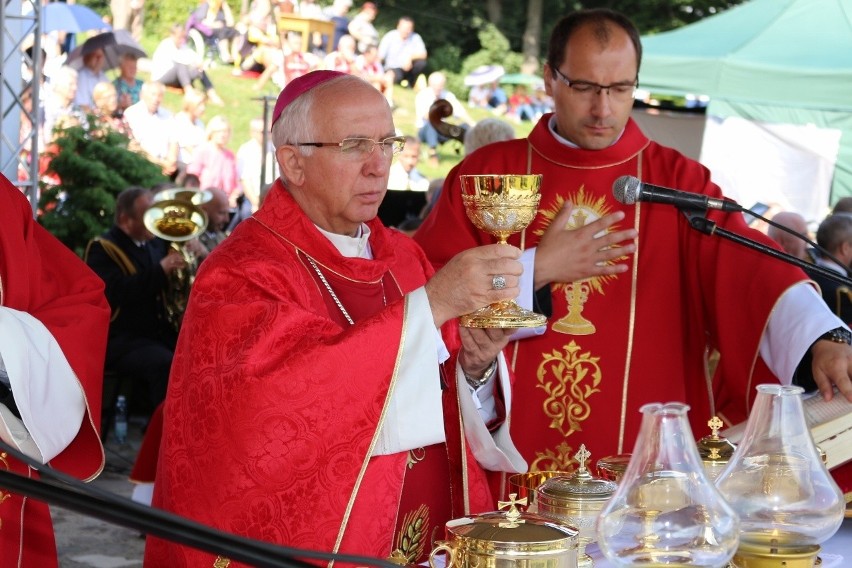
[639,0,852,220]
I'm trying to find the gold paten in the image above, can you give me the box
[459,174,547,328]
[536,445,618,568]
[697,416,736,481]
[429,494,579,568]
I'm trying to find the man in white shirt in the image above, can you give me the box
[123,81,177,176]
[73,48,110,111]
[236,117,278,209]
[387,135,429,191]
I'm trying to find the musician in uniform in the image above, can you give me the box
[85,186,187,414]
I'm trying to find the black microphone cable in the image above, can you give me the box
[739,206,849,272]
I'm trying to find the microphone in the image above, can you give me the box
[612,175,742,212]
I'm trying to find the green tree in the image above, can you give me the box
[39,117,167,257]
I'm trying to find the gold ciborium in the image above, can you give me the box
[460,174,548,328]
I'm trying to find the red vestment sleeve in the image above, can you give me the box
[0,175,109,567]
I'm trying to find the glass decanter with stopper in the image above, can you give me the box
[715,384,845,568]
[596,402,740,567]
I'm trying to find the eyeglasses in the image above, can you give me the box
[552,68,638,102]
[295,136,406,158]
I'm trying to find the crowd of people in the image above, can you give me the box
[4,4,852,568]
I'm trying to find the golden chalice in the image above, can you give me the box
[460,174,548,328]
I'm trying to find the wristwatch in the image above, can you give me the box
[464,359,498,389]
[817,327,852,345]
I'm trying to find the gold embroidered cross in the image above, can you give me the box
[569,209,589,229]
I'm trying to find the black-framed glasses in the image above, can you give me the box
[294,136,406,158]
[552,68,638,102]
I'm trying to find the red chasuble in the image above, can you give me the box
[0,177,109,567]
[146,182,494,567]
[415,116,811,493]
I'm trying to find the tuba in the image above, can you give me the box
[143,192,209,332]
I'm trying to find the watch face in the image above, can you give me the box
[828,328,852,344]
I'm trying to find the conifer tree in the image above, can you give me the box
[38,115,168,257]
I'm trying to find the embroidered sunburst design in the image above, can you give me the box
[212,557,231,567]
[532,188,624,294]
[536,340,603,440]
[393,504,429,564]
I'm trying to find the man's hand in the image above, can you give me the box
[184,238,209,259]
[810,340,852,402]
[159,250,187,275]
[426,244,523,328]
[459,327,516,378]
[534,202,637,290]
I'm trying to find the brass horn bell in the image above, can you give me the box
[143,199,208,242]
[143,199,208,332]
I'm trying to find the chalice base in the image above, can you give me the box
[731,542,821,568]
[460,300,547,328]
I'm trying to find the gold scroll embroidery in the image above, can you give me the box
[531,340,602,471]
[530,441,580,473]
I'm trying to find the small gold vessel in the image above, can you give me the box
[536,445,617,568]
[594,454,630,482]
[508,471,566,507]
[696,416,736,481]
[429,494,579,568]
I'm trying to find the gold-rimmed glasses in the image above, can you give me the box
[295,136,406,158]
[551,68,638,102]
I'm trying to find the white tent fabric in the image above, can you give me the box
[701,116,841,224]
[639,0,852,218]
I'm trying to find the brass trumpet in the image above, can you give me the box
[143,197,208,332]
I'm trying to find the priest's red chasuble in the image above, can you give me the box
[0,177,109,567]
[146,182,494,567]
[415,116,812,494]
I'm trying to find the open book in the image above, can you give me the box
[720,390,852,470]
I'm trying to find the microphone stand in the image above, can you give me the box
[683,210,852,288]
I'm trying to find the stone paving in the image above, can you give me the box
[53,421,146,568]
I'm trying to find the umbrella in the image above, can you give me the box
[500,73,544,87]
[41,3,111,34]
[464,65,505,87]
[67,30,147,71]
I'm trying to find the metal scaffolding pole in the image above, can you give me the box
[1,0,41,215]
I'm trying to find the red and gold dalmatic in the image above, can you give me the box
[0,176,108,567]
[415,116,811,494]
[146,182,494,567]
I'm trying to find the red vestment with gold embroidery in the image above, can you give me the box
[146,182,494,567]
[415,116,813,492]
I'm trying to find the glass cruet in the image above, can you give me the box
[596,402,740,567]
[714,384,844,567]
